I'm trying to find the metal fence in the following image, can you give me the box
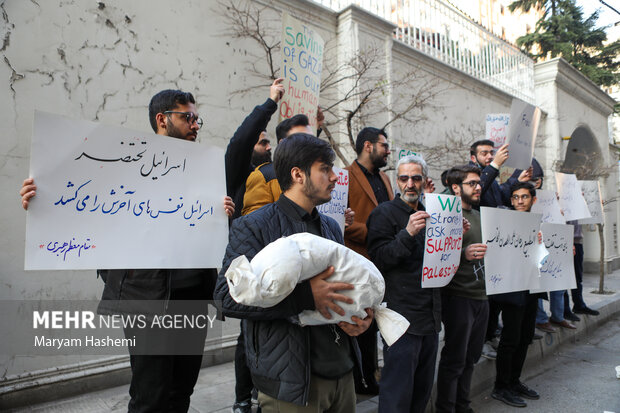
[314,0,536,103]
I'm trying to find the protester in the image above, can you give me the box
[436,164,489,413]
[565,220,600,317]
[223,79,284,413]
[367,154,439,413]
[21,89,235,413]
[491,182,541,408]
[469,139,531,359]
[344,127,394,394]
[214,133,372,412]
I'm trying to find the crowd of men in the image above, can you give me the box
[19,81,600,413]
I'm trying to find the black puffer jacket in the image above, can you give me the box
[214,200,361,406]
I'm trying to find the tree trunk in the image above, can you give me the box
[598,223,605,293]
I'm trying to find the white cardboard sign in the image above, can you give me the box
[421,194,463,288]
[530,223,576,293]
[504,99,541,170]
[578,180,604,225]
[556,173,591,221]
[531,189,566,224]
[317,167,349,235]
[481,207,547,295]
[25,111,229,270]
[485,113,510,148]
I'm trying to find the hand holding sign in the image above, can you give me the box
[407,211,430,236]
[270,78,285,103]
[465,243,487,261]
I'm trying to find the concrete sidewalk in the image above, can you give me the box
[8,269,620,413]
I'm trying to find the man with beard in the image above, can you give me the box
[215,133,373,412]
[225,79,283,220]
[436,165,489,413]
[367,154,440,413]
[241,114,315,215]
[491,182,541,408]
[344,127,393,394]
[21,89,235,413]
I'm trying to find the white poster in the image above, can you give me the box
[481,207,547,295]
[394,148,422,160]
[530,223,576,293]
[504,99,541,169]
[485,113,510,148]
[421,194,463,288]
[25,111,229,270]
[280,13,324,128]
[578,180,604,225]
[531,189,566,224]
[556,172,591,221]
[316,167,348,235]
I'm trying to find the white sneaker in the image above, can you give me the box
[481,342,497,360]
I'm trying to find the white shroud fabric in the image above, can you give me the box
[225,233,409,345]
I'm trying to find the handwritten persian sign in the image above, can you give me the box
[316,167,349,234]
[531,190,566,224]
[530,223,576,293]
[485,113,510,148]
[421,194,463,288]
[578,180,603,225]
[481,207,546,295]
[556,172,591,221]
[25,111,229,270]
[504,99,541,170]
[280,13,324,128]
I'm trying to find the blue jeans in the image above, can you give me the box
[536,291,565,324]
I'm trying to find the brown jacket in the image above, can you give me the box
[344,161,394,257]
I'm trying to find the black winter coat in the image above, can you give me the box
[214,200,362,406]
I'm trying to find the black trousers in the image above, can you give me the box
[436,296,489,413]
[565,243,587,311]
[354,319,379,391]
[379,333,438,413]
[485,300,501,341]
[125,286,208,413]
[494,297,537,390]
[234,321,255,402]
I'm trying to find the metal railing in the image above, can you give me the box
[314,0,535,103]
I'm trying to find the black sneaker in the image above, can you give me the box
[573,306,600,316]
[232,400,252,413]
[512,382,540,400]
[564,311,581,322]
[491,388,527,407]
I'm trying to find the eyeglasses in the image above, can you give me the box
[512,194,532,201]
[163,111,203,128]
[477,150,495,156]
[397,174,424,183]
[461,180,481,188]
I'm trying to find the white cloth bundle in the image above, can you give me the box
[225,233,409,345]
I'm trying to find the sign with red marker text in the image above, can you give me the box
[421,194,463,288]
[485,113,509,148]
[280,13,324,128]
[25,111,229,270]
[316,167,348,235]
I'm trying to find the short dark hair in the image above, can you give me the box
[511,181,536,197]
[148,90,196,133]
[470,139,495,156]
[446,165,481,194]
[276,115,309,143]
[273,133,335,192]
[355,127,387,155]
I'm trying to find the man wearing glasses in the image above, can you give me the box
[367,154,439,413]
[435,165,488,413]
[343,127,394,394]
[20,89,234,413]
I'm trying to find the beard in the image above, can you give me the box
[401,188,420,204]
[370,149,387,169]
[303,178,332,206]
[166,122,195,141]
[461,191,480,207]
[251,150,272,166]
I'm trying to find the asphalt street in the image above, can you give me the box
[471,314,620,413]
